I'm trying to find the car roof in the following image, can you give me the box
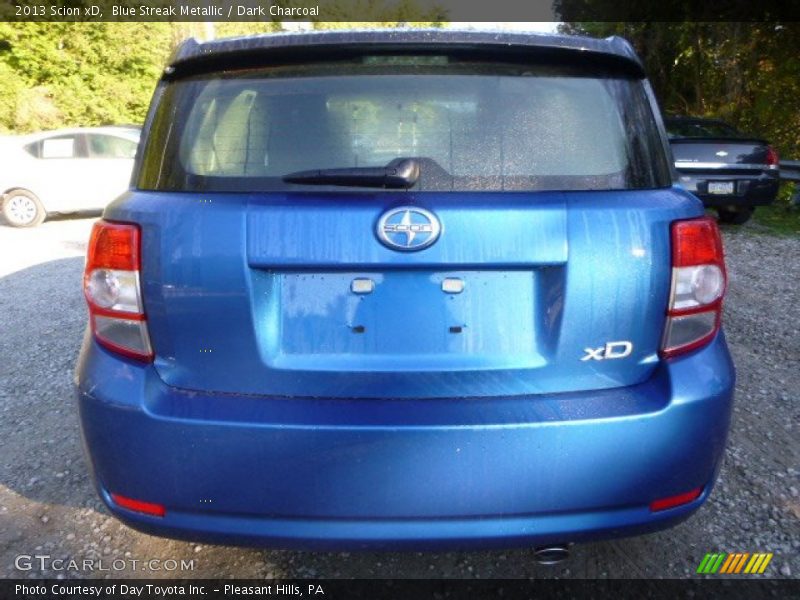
[665,116,732,126]
[167,29,644,78]
[15,126,141,143]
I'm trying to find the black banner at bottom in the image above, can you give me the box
[4,579,799,600]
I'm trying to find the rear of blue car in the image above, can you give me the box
[75,31,735,550]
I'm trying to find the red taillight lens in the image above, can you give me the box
[86,221,140,271]
[671,217,724,268]
[649,487,703,512]
[661,217,727,358]
[84,220,152,361]
[766,146,779,167]
[110,493,165,517]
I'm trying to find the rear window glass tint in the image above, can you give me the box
[87,134,138,159]
[139,61,671,192]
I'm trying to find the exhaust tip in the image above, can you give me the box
[533,544,571,565]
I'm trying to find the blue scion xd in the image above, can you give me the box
[75,30,735,551]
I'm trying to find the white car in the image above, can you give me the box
[0,126,140,227]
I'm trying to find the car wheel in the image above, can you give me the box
[717,207,753,225]
[2,189,46,227]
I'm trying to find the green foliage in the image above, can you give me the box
[753,183,800,235]
[0,17,439,134]
[0,22,174,132]
[561,22,800,162]
[752,205,800,236]
[561,22,800,233]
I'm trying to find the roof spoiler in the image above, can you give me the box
[163,30,645,79]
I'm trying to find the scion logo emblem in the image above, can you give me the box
[581,341,633,361]
[377,206,441,251]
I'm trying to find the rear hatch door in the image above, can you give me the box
[128,187,692,399]
[126,53,688,399]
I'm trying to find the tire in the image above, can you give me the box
[717,206,754,225]
[2,189,46,227]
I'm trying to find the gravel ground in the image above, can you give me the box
[0,215,797,580]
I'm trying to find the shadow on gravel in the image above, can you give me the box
[0,257,94,513]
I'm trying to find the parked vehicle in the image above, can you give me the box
[75,30,735,551]
[0,126,140,227]
[666,116,780,224]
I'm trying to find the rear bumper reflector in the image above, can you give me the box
[110,493,166,517]
[649,487,703,512]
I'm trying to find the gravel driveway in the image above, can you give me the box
[0,216,797,580]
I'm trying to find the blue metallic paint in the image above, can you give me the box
[76,175,737,549]
[102,187,703,400]
[76,315,733,548]
[76,30,736,551]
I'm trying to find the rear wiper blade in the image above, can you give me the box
[282,158,419,189]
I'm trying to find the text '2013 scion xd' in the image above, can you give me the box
[75,30,735,550]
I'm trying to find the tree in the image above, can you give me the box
[0,15,443,134]
[560,22,800,160]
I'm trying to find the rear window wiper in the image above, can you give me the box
[282,158,419,189]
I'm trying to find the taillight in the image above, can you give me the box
[84,220,153,361]
[661,216,727,358]
[649,487,703,512]
[766,145,779,168]
[110,493,165,517]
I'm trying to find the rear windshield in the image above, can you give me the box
[138,59,671,192]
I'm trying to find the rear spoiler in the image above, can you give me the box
[164,30,645,80]
[669,136,769,145]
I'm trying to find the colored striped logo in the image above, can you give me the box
[696,552,773,574]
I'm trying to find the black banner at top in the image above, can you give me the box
[2,0,800,22]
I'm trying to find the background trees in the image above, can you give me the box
[0,16,442,134]
[562,22,800,161]
[1,20,796,228]
[1,21,797,160]
[0,23,173,132]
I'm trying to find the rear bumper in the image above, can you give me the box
[676,171,780,207]
[75,331,735,550]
